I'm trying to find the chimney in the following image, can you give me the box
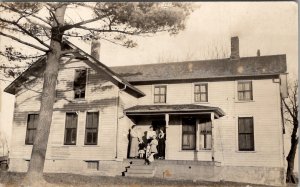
[230,36,239,60]
[257,49,260,56]
[91,37,101,60]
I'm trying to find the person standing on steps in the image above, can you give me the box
[157,127,165,159]
[129,125,140,158]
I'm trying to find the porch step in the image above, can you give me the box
[124,161,156,178]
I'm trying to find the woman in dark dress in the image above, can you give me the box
[157,127,165,159]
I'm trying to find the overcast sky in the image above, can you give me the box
[0,2,298,161]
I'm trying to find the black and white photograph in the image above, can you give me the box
[0,2,298,187]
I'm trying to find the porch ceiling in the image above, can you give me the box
[124,104,225,118]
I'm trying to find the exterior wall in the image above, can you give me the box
[117,91,138,159]
[134,79,284,168]
[9,58,120,172]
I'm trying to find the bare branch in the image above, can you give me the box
[0,31,49,52]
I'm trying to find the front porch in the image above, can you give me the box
[124,104,225,162]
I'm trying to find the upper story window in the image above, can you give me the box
[238,117,254,151]
[64,112,78,145]
[237,81,253,101]
[25,114,39,145]
[194,83,208,102]
[74,69,87,99]
[154,85,166,103]
[85,112,99,145]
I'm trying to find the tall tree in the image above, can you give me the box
[282,80,298,183]
[0,2,194,185]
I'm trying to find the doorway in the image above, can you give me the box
[152,120,166,159]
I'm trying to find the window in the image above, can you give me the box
[154,85,166,103]
[85,112,99,145]
[86,161,99,170]
[25,114,39,145]
[199,121,212,150]
[238,117,254,151]
[74,69,87,99]
[194,84,208,102]
[64,112,78,145]
[237,81,253,101]
[182,118,196,150]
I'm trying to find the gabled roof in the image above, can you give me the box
[4,40,145,97]
[111,55,287,83]
[124,104,225,118]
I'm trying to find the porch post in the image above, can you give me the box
[165,114,169,159]
[211,112,215,161]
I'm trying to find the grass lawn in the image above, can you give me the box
[0,171,297,187]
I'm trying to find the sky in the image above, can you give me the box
[0,2,298,167]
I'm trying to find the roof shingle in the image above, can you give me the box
[111,55,286,83]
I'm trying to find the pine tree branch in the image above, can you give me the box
[0,4,52,27]
[0,31,49,52]
[0,17,51,49]
[61,15,109,31]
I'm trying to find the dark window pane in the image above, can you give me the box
[238,81,253,101]
[194,84,208,102]
[85,112,99,145]
[26,114,39,145]
[238,117,254,151]
[64,113,78,145]
[154,86,167,103]
[182,118,196,150]
[74,69,87,99]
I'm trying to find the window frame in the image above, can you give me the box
[181,117,196,150]
[238,117,255,151]
[64,112,78,145]
[237,81,253,101]
[25,114,39,145]
[73,68,88,99]
[199,121,212,150]
[194,83,208,102]
[85,111,99,145]
[154,85,167,104]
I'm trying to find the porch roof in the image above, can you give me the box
[124,104,225,118]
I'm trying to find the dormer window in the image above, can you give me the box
[74,69,87,99]
[154,85,166,103]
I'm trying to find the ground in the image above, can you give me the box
[0,171,298,187]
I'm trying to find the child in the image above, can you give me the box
[144,143,151,165]
[138,143,146,159]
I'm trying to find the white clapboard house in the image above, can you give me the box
[4,37,288,186]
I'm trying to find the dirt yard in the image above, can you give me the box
[0,171,297,187]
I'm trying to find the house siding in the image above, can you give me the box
[9,59,120,172]
[134,78,284,168]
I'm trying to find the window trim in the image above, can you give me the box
[194,83,208,103]
[237,116,255,151]
[84,111,100,145]
[64,112,78,145]
[73,68,88,100]
[181,117,197,150]
[153,85,167,104]
[237,81,253,101]
[25,113,39,145]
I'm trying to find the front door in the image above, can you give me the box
[152,120,166,159]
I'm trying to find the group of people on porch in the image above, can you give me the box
[129,125,165,164]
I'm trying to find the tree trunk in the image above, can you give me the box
[23,5,67,185]
[286,119,298,183]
